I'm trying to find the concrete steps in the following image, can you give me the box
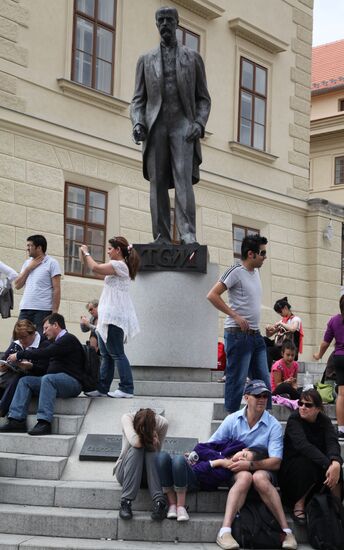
[0,505,308,544]
[0,453,67,480]
[0,434,75,456]
[0,536,314,550]
[0,504,117,539]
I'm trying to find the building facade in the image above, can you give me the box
[0,0,332,360]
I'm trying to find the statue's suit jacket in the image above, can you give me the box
[130,44,211,189]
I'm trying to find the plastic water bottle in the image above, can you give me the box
[303,370,313,390]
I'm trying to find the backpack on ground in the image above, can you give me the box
[232,498,283,548]
[81,344,100,392]
[306,489,344,550]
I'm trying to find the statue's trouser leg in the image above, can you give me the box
[169,127,196,242]
[146,123,171,241]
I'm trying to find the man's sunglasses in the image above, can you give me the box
[252,392,269,399]
[298,400,315,409]
[258,250,267,257]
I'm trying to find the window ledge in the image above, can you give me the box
[173,0,225,19]
[57,79,130,114]
[229,141,278,163]
[228,18,288,54]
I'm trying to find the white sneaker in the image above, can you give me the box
[107,390,134,399]
[177,506,189,521]
[216,532,239,550]
[167,504,177,519]
[282,532,297,550]
[84,390,107,397]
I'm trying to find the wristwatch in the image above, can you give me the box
[83,252,90,257]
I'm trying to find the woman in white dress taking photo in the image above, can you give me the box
[80,237,140,398]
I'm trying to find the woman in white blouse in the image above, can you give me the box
[80,236,140,398]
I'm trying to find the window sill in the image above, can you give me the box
[57,79,130,114]
[228,18,288,54]
[173,0,225,19]
[229,141,278,163]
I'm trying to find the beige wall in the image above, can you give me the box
[2,0,337,363]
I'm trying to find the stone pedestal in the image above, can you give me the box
[125,262,219,368]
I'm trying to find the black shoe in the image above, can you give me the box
[0,418,27,433]
[338,430,344,440]
[119,499,132,520]
[28,420,52,436]
[151,499,167,521]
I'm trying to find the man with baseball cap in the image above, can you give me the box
[209,379,297,550]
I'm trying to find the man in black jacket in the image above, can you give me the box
[1,313,84,435]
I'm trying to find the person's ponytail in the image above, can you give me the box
[108,236,140,280]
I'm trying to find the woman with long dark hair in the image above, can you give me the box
[114,408,168,521]
[265,296,303,370]
[314,295,344,438]
[279,389,342,525]
[80,236,140,398]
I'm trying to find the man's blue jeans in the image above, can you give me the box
[19,309,52,335]
[97,325,134,395]
[9,373,82,423]
[156,451,200,492]
[224,331,271,412]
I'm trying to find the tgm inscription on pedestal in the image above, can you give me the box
[134,244,207,273]
[162,437,199,456]
[79,434,122,461]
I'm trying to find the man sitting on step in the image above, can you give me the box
[209,379,297,550]
[1,313,84,436]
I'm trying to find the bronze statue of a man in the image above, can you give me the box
[130,6,211,245]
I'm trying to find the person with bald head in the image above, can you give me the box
[131,6,211,245]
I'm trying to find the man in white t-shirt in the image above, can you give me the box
[207,234,271,412]
[15,235,61,334]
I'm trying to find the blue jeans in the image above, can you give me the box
[156,451,200,492]
[224,331,271,412]
[19,309,52,335]
[9,373,82,423]
[97,325,134,395]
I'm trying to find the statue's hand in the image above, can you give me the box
[185,122,202,143]
[133,124,147,144]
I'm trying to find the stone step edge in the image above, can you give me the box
[0,499,309,524]
[0,533,314,549]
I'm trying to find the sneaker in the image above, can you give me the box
[282,532,297,550]
[167,504,177,519]
[119,498,132,520]
[107,390,134,399]
[216,531,239,550]
[84,390,107,397]
[0,418,27,433]
[216,533,240,550]
[177,505,189,522]
[151,499,167,521]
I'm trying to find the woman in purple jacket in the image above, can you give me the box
[156,441,268,522]
[314,294,344,439]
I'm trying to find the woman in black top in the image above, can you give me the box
[279,388,343,525]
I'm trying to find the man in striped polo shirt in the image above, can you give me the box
[15,235,61,334]
[207,234,271,412]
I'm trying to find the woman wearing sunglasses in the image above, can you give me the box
[279,388,343,526]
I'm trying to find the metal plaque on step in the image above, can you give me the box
[162,437,198,456]
[79,434,122,461]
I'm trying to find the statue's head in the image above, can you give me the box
[155,6,179,44]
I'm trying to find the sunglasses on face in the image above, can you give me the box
[252,392,269,399]
[258,250,267,257]
[298,400,315,409]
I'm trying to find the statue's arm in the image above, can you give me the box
[130,55,148,131]
[194,54,211,136]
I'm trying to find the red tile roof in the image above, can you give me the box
[312,39,344,93]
